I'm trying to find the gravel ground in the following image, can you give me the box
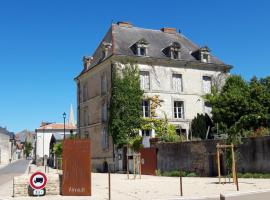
[0,173,270,200]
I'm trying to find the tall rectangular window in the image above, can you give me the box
[101,74,107,95]
[203,76,212,93]
[140,71,150,90]
[204,102,212,116]
[101,101,107,122]
[83,107,88,126]
[141,100,150,118]
[83,83,88,101]
[174,101,184,119]
[101,127,109,150]
[172,74,183,92]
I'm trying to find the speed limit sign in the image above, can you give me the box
[29,172,47,190]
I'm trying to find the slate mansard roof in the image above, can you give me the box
[77,22,231,78]
[113,25,224,64]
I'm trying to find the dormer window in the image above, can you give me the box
[131,38,149,56]
[163,42,181,60]
[138,46,146,56]
[101,42,112,60]
[191,46,211,63]
[202,53,209,63]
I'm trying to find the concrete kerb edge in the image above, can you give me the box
[154,189,270,200]
[220,189,270,198]
[154,195,220,200]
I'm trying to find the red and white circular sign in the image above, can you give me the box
[29,172,47,190]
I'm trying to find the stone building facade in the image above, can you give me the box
[75,22,232,171]
[0,127,13,164]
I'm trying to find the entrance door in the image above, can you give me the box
[139,148,157,175]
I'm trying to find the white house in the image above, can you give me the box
[75,22,232,171]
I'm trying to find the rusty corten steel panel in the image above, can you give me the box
[140,148,157,175]
[62,139,91,196]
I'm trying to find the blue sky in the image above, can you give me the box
[0,0,269,133]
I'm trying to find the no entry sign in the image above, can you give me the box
[29,172,47,190]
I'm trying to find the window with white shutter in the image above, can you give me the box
[174,101,184,119]
[141,100,150,118]
[140,71,150,90]
[172,74,183,92]
[203,76,212,93]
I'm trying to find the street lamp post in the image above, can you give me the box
[63,112,66,140]
[43,124,45,166]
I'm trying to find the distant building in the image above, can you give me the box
[35,123,77,160]
[15,129,36,159]
[35,106,77,161]
[0,127,14,164]
[75,22,232,172]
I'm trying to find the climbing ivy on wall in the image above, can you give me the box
[108,62,144,147]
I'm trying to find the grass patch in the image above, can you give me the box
[158,170,198,177]
[237,172,270,179]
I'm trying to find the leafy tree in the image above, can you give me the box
[205,75,270,143]
[53,142,63,157]
[23,142,33,157]
[191,114,213,140]
[109,62,144,147]
[142,113,183,142]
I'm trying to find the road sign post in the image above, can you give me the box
[29,172,47,196]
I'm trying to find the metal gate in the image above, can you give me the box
[139,148,157,175]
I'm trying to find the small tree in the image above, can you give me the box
[191,114,213,140]
[23,142,33,157]
[53,142,62,157]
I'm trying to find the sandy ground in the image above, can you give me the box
[0,173,270,200]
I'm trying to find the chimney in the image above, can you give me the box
[161,27,177,34]
[83,56,92,70]
[117,21,133,28]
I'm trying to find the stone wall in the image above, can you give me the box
[156,136,270,176]
[13,173,60,197]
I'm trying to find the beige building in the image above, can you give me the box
[75,22,232,171]
[0,127,13,164]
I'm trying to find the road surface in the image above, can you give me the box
[0,159,30,186]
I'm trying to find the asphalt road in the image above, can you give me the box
[0,159,30,185]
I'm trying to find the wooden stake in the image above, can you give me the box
[133,155,136,179]
[180,174,183,196]
[217,144,221,184]
[139,154,142,179]
[108,172,111,200]
[235,161,239,191]
[231,144,236,184]
[127,155,129,179]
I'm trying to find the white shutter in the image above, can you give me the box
[140,71,150,90]
[172,74,182,92]
[203,76,212,93]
